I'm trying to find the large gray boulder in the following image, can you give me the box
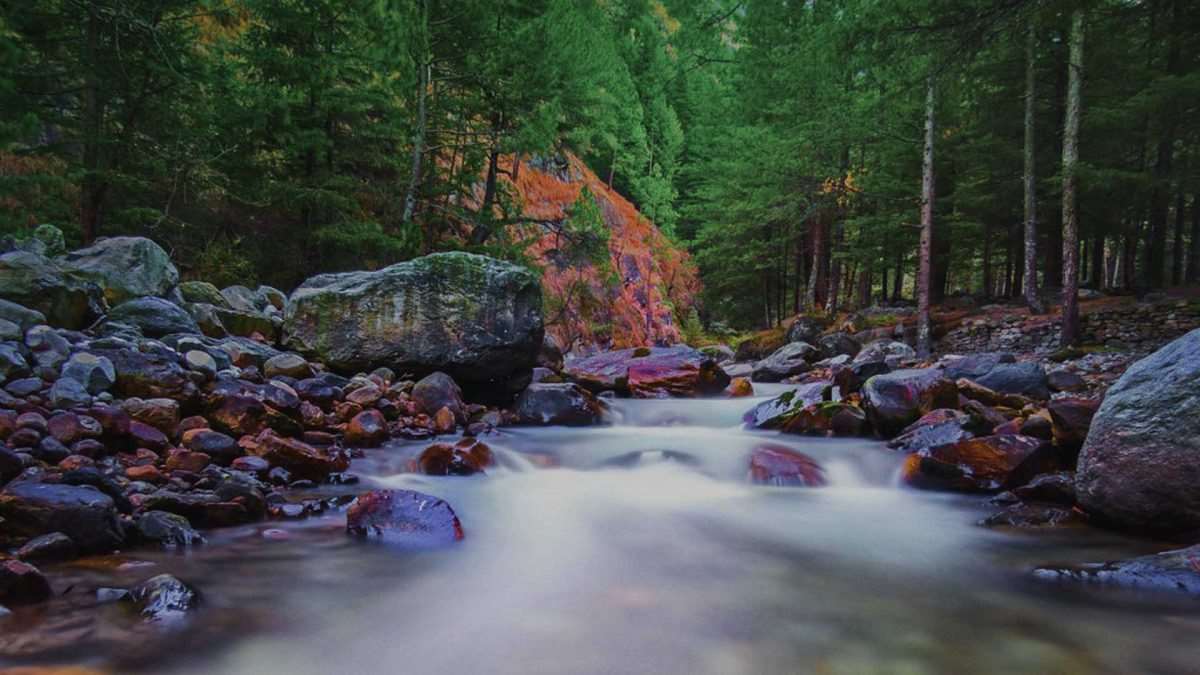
[751,342,818,382]
[106,297,200,338]
[0,250,104,329]
[1076,329,1200,535]
[284,252,543,397]
[862,368,958,438]
[57,236,178,305]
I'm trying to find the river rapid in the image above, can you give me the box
[18,384,1200,674]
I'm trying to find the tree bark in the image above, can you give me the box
[805,214,827,311]
[1060,10,1084,348]
[1090,233,1105,289]
[1145,0,1181,290]
[893,251,903,301]
[1172,189,1185,285]
[826,221,843,314]
[916,75,936,358]
[80,4,104,244]
[1023,21,1043,312]
[1189,195,1200,284]
[982,221,993,299]
[402,4,430,229]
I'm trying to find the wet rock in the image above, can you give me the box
[57,236,178,306]
[126,464,165,484]
[1047,397,1100,456]
[1047,369,1087,393]
[432,406,456,434]
[861,368,958,438]
[512,383,606,426]
[130,573,198,622]
[831,359,890,396]
[139,489,257,528]
[16,532,78,562]
[981,503,1082,529]
[48,377,91,409]
[0,250,105,329]
[136,511,205,548]
[887,409,974,454]
[34,436,70,463]
[184,430,241,466]
[901,435,1056,493]
[164,449,212,473]
[0,479,124,553]
[345,489,464,546]
[781,402,868,436]
[1013,471,1076,505]
[726,377,754,398]
[245,429,348,481]
[854,339,915,366]
[974,362,1049,400]
[1033,544,1200,594]
[816,332,861,360]
[408,371,463,420]
[179,280,229,308]
[106,297,200,338]
[44,413,96,446]
[90,346,198,403]
[743,381,832,429]
[284,252,543,399]
[414,439,493,476]
[264,353,312,380]
[1076,330,1200,535]
[0,559,52,605]
[344,409,388,448]
[60,352,116,394]
[751,342,818,382]
[748,444,827,487]
[0,343,30,382]
[0,448,23,484]
[565,346,730,398]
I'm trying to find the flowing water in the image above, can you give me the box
[6,386,1199,674]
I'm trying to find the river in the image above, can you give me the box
[12,384,1199,674]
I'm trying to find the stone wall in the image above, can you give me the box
[937,298,1200,356]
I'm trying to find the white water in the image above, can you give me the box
[162,387,1200,675]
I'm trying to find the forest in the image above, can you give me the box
[2,0,1199,347]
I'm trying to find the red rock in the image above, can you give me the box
[208,394,269,436]
[231,455,270,475]
[346,489,464,545]
[88,404,131,439]
[300,401,325,429]
[119,447,160,467]
[0,559,52,605]
[748,444,827,487]
[57,455,95,471]
[565,346,730,398]
[335,401,363,422]
[992,419,1023,435]
[1048,397,1100,455]
[246,429,348,481]
[413,439,493,476]
[128,421,168,452]
[46,413,101,445]
[726,377,754,398]
[902,434,1056,493]
[127,464,166,483]
[411,372,465,419]
[165,450,212,473]
[345,384,382,407]
[345,410,388,448]
[179,415,209,434]
[122,397,180,435]
[432,406,456,434]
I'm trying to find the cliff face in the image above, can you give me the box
[504,154,699,352]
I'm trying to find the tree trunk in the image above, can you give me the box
[80,4,104,244]
[805,215,827,311]
[1023,21,1043,312]
[916,75,936,358]
[858,266,872,307]
[1060,9,1084,348]
[1145,0,1181,290]
[982,221,994,299]
[1171,189,1184,285]
[1045,38,1067,290]
[892,251,904,301]
[1189,195,1200,283]
[471,143,502,245]
[826,222,843,314]
[1090,233,1105,289]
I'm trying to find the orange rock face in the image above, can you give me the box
[901,434,1056,493]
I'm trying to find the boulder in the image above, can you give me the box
[942,352,1016,381]
[284,252,543,398]
[1013,471,1076,506]
[410,371,465,419]
[861,368,958,438]
[344,409,388,448]
[220,285,262,313]
[854,339,915,365]
[264,353,313,380]
[246,429,348,481]
[130,573,198,622]
[564,346,730,398]
[0,298,46,331]
[816,332,861,360]
[1033,544,1200,594]
[212,306,276,339]
[538,334,565,370]
[1047,397,1100,456]
[751,342,818,383]
[887,409,975,454]
[178,281,229,308]
[0,250,104,329]
[1047,369,1087,393]
[16,531,78,563]
[414,439,493,476]
[748,444,827,487]
[106,296,200,338]
[1075,330,1200,535]
[136,511,205,549]
[0,560,52,606]
[346,489,464,546]
[512,383,606,426]
[785,315,828,345]
[901,435,1056,493]
[60,352,116,394]
[743,381,832,429]
[974,362,1049,400]
[0,479,124,553]
[57,236,178,305]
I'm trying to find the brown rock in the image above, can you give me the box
[126,464,166,484]
[345,409,388,448]
[246,429,348,481]
[128,421,168,453]
[432,406,456,434]
[748,444,826,487]
[726,377,754,398]
[1048,396,1100,455]
[413,439,493,476]
[901,434,1056,493]
[121,397,180,435]
[346,384,383,407]
[57,455,94,471]
[164,450,212,473]
[956,378,1034,410]
[0,559,52,605]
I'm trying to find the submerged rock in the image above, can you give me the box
[748,444,827,487]
[131,573,198,622]
[0,559,52,606]
[1075,329,1200,535]
[346,489,464,546]
[285,252,543,399]
[1033,544,1200,594]
[981,503,1082,529]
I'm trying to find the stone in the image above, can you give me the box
[5,376,44,397]
[164,449,212,473]
[246,429,348,481]
[742,381,832,429]
[1013,471,1076,506]
[187,302,229,338]
[0,448,24,484]
[785,315,829,345]
[345,489,464,546]
[179,280,230,308]
[58,236,178,305]
[130,574,198,622]
[345,409,388,448]
[16,532,78,563]
[1075,330,1200,535]
[955,378,1033,410]
[410,371,465,419]
[136,511,205,549]
[60,352,116,394]
[48,377,91,409]
[0,343,29,382]
[184,349,218,377]
[0,250,104,329]
[726,377,754,398]
[887,409,975,454]
[974,362,1050,400]
[861,368,958,438]
[122,396,180,434]
[816,332,861,360]
[34,437,70,463]
[1047,397,1100,456]
[185,430,241,465]
[0,479,124,553]
[565,346,730,398]
[0,298,47,331]
[106,296,200,338]
[942,352,1016,381]
[748,444,827,487]
[981,503,1082,529]
[264,353,313,379]
[213,306,277,339]
[140,489,257,528]
[1033,544,1200,594]
[0,560,52,606]
[0,318,19,340]
[345,383,383,407]
[129,421,169,452]
[126,464,165,483]
[511,383,606,426]
[854,339,915,365]
[538,333,565,370]
[901,435,1056,493]
[89,346,198,402]
[432,406,456,434]
[414,439,493,476]
[1047,369,1087,393]
[284,252,543,398]
[231,455,269,475]
[751,342,818,382]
